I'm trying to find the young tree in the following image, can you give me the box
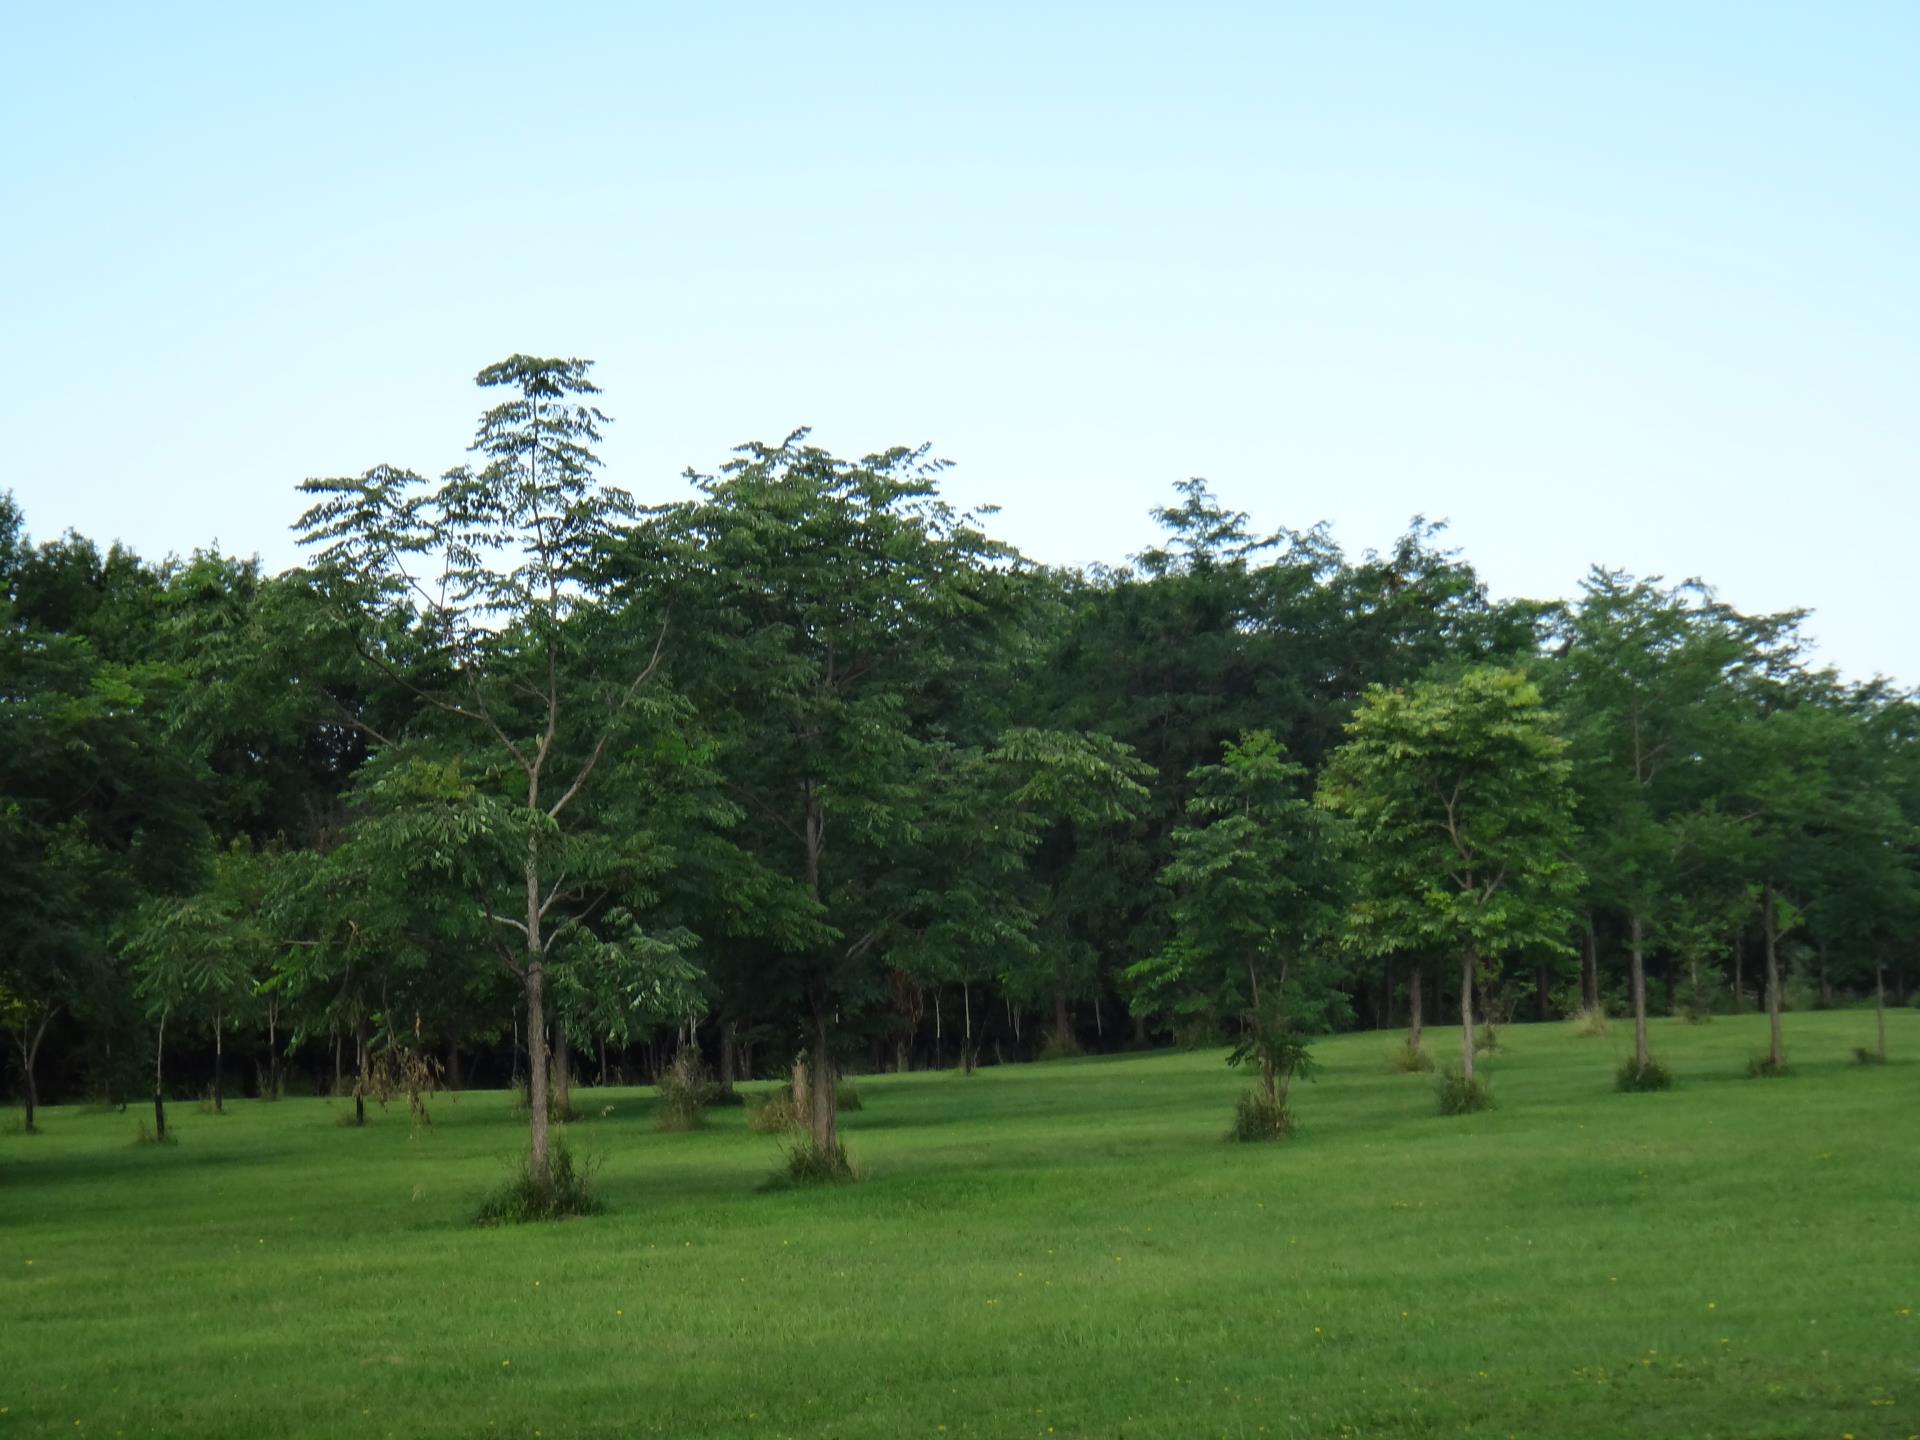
[1320,669,1581,1087]
[1132,730,1348,1087]
[295,356,668,1182]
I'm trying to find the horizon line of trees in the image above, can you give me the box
[5,357,1913,1168]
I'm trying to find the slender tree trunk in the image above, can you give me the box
[1629,911,1650,1069]
[718,1021,736,1096]
[1731,934,1746,1014]
[1535,963,1549,1022]
[1817,948,1833,1010]
[809,1016,838,1155]
[1459,953,1476,1080]
[553,1025,573,1119]
[933,988,942,1069]
[1131,1012,1147,1048]
[1408,962,1424,1048]
[791,1054,810,1116]
[266,1002,282,1100]
[445,1041,462,1092]
[353,1016,369,1127]
[1383,953,1396,1030]
[1053,989,1070,1042]
[598,1035,610,1088]
[1875,963,1887,1062]
[1763,885,1785,1068]
[1582,921,1600,1011]
[212,1013,225,1114]
[153,1010,168,1141]
[332,1028,343,1096]
[1261,1053,1277,1105]
[1094,991,1103,1039]
[16,1012,51,1133]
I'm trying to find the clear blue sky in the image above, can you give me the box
[3,3,1914,678]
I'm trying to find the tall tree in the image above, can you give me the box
[1320,669,1581,1086]
[618,432,1022,1167]
[294,356,668,1182]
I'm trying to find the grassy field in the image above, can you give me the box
[2,1011,1915,1440]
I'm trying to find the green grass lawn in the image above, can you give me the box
[2,1011,1915,1439]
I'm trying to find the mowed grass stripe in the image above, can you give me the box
[2,1010,1914,1439]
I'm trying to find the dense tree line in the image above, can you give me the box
[5,358,1913,1171]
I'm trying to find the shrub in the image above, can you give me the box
[475,1141,602,1224]
[835,1081,864,1112]
[1386,1039,1435,1074]
[1853,1047,1887,1067]
[1227,1088,1294,1142]
[777,1137,856,1186]
[656,1050,714,1132]
[1569,1006,1609,1038]
[1037,1029,1084,1062]
[1473,1024,1500,1056]
[745,1086,801,1134]
[132,1122,176,1146]
[1615,1055,1673,1093]
[1746,1054,1791,1079]
[1435,1069,1493,1116]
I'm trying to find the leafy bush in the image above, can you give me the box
[1569,1006,1610,1038]
[1746,1054,1791,1079]
[1473,1024,1500,1056]
[132,1122,176,1146]
[745,1086,801,1134]
[1435,1069,1493,1116]
[777,1137,856,1185]
[835,1081,864,1112]
[1615,1055,1673,1092]
[475,1141,602,1224]
[1853,1047,1887,1066]
[1386,1039,1435,1073]
[1228,1088,1294,1142]
[1037,1029,1084,1062]
[656,1050,714,1132]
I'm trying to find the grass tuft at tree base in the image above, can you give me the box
[774,1137,857,1186]
[1852,1046,1886,1066]
[744,1088,800,1133]
[1037,1029,1085,1062]
[474,1140,602,1224]
[834,1081,864,1112]
[1746,1053,1792,1079]
[1227,1088,1294,1141]
[1569,1005,1610,1038]
[1385,1039,1435,1073]
[1435,1068,1493,1115]
[1615,1055,1673,1092]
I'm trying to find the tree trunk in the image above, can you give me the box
[1131,1012,1148,1048]
[1875,962,1887,1062]
[446,1041,462,1092]
[1731,934,1746,1014]
[266,1003,282,1100]
[1093,991,1104,1039]
[791,1054,810,1117]
[212,1013,225,1114]
[15,1011,51,1133]
[524,965,551,1173]
[1535,963,1550,1022]
[808,1008,838,1155]
[153,1010,168,1141]
[353,1016,370,1127]
[1408,962,1424,1048]
[962,983,976,1075]
[1762,884,1785,1068]
[718,1021,737,1095]
[1582,920,1600,1011]
[1629,911,1650,1069]
[933,988,942,1069]
[553,1025,573,1119]
[1053,989,1070,1042]
[332,1028,343,1096]
[1459,953,1476,1080]
[1817,948,1833,1010]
